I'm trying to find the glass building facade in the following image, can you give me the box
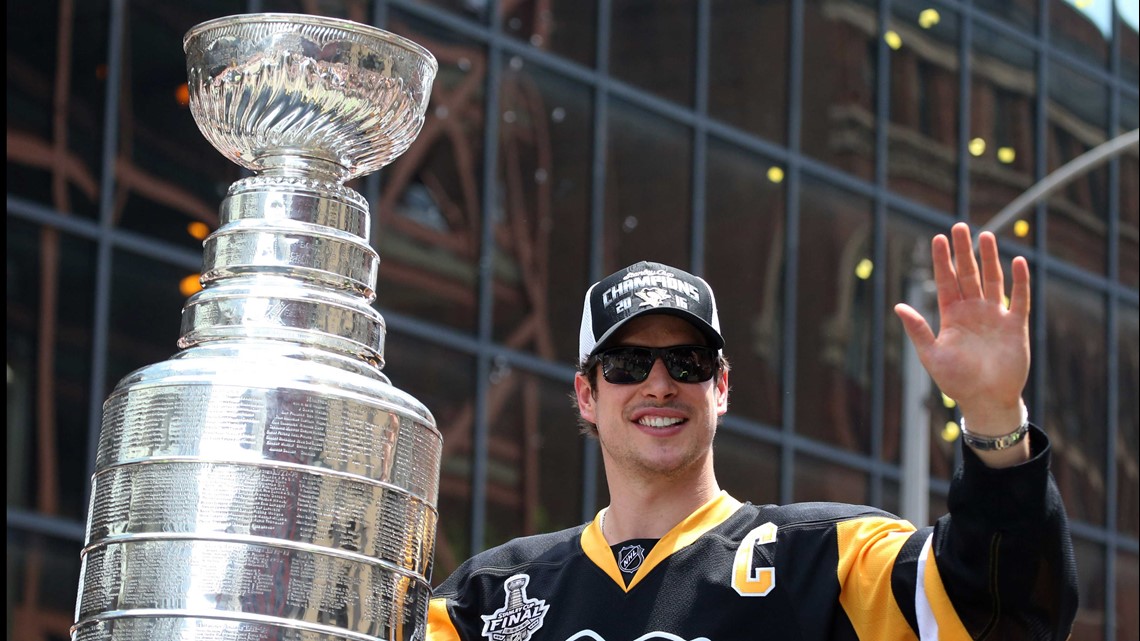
[6,0,1138,639]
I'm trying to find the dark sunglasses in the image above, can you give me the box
[592,345,719,385]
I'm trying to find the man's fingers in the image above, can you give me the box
[951,223,984,299]
[977,231,1006,305]
[894,303,936,352]
[930,233,961,314]
[1009,256,1031,319]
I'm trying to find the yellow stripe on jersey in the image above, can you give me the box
[581,491,744,592]
[836,517,920,640]
[426,598,462,641]
[920,539,970,640]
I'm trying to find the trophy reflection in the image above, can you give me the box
[72,14,441,641]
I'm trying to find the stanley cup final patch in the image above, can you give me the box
[481,573,551,641]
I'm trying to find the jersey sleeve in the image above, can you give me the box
[888,424,1078,640]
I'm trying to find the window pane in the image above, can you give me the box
[1120,3,1140,84]
[116,2,243,254]
[1118,550,1140,641]
[1050,0,1111,68]
[796,178,874,453]
[705,139,784,427]
[968,23,1037,247]
[1046,62,1109,276]
[604,98,692,269]
[484,369,583,550]
[793,454,867,504]
[106,249,188,392]
[383,334,476,585]
[1120,304,1139,538]
[802,0,877,181]
[377,13,487,335]
[975,0,1036,33]
[7,529,83,641]
[503,0,596,68]
[716,428,780,506]
[492,62,593,364]
[887,1,960,212]
[709,0,789,144]
[6,0,109,219]
[6,219,98,521]
[1045,278,1108,526]
[610,0,695,107]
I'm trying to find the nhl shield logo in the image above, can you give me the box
[618,544,646,574]
[481,573,550,641]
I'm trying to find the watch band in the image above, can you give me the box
[960,402,1030,451]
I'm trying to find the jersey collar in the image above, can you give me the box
[581,490,744,592]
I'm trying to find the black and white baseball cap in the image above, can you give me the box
[578,261,724,364]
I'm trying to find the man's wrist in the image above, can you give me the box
[960,400,1029,451]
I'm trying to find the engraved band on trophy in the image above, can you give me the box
[72,14,441,641]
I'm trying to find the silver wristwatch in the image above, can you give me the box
[960,403,1030,451]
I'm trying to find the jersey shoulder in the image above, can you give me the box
[433,524,586,596]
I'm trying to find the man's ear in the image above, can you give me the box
[574,373,596,424]
[715,369,729,416]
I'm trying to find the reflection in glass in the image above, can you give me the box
[1045,279,1108,526]
[705,139,784,427]
[796,179,874,453]
[1046,62,1109,276]
[802,0,877,181]
[605,98,692,269]
[6,0,108,219]
[1120,306,1139,537]
[6,220,97,521]
[484,369,583,550]
[503,0,596,67]
[379,13,486,334]
[492,61,593,364]
[384,333,475,584]
[715,428,780,506]
[793,454,867,504]
[709,0,789,144]
[887,2,959,212]
[968,23,1037,245]
[609,0,695,107]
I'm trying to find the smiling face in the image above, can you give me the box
[575,314,730,485]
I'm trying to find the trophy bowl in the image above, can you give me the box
[184,13,438,181]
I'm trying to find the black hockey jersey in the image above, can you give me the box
[427,425,1076,641]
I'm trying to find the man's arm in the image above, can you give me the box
[891,223,1078,639]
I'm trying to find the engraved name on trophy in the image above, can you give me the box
[72,13,441,641]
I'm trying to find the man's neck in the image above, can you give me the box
[602,470,721,543]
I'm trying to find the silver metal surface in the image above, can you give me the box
[74,13,439,641]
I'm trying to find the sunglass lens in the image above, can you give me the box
[600,348,649,384]
[664,347,715,382]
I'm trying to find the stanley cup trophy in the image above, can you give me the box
[72,14,442,641]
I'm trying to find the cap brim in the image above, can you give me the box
[588,307,724,358]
